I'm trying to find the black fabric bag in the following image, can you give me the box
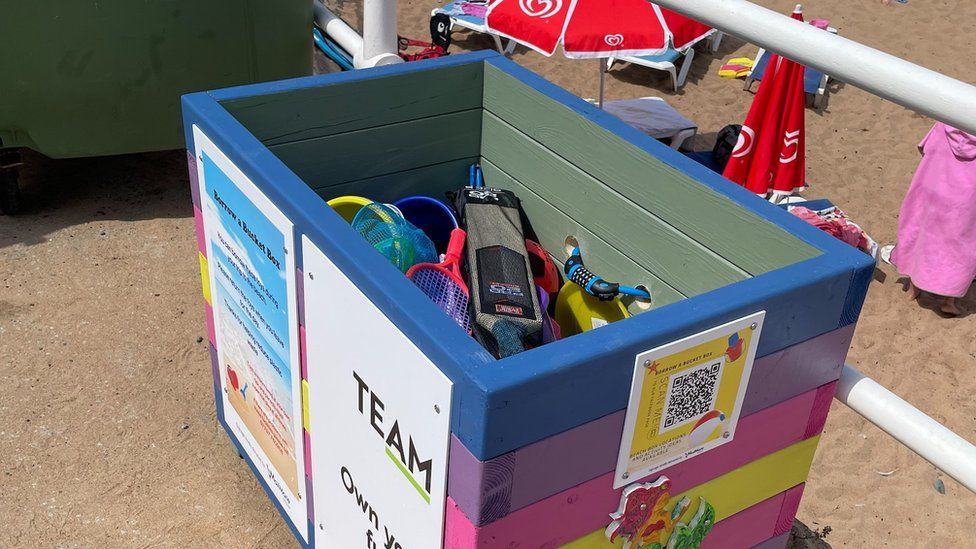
[712,124,742,170]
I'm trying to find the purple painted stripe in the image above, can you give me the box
[742,324,853,415]
[187,151,201,209]
[447,326,853,525]
[300,325,308,384]
[751,532,790,549]
[296,268,305,327]
[208,342,219,402]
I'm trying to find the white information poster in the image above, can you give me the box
[302,237,453,549]
[613,312,765,489]
[194,127,308,539]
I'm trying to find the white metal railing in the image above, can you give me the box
[837,365,976,493]
[652,0,976,135]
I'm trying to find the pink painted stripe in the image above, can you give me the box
[775,483,805,536]
[444,381,832,546]
[304,430,314,522]
[448,326,853,524]
[445,484,806,549]
[205,303,216,348]
[805,382,838,438]
[194,206,207,256]
[750,532,790,549]
[304,430,313,477]
[703,485,805,549]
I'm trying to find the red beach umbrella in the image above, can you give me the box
[486,0,713,104]
[723,6,807,197]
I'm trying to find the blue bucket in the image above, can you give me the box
[393,196,459,253]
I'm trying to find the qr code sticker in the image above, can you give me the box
[659,359,724,433]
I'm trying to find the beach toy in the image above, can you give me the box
[454,184,543,357]
[554,281,630,337]
[394,195,459,253]
[718,57,754,79]
[564,247,650,301]
[687,410,728,449]
[537,285,561,344]
[407,228,471,332]
[351,203,438,272]
[327,195,372,223]
[526,239,560,295]
[725,332,744,362]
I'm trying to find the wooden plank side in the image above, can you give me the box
[448,380,836,526]
[221,62,484,145]
[313,156,478,204]
[482,63,819,275]
[445,436,820,548]
[482,112,747,296]
[269,109,482,188]
[480,159,685,308]
[446,324,853,522]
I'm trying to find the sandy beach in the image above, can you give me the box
[1,0,974,547]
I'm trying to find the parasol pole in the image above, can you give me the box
[598,59,607,108]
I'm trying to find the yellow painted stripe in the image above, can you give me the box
[302,379,310,432]
[198,252,212,305]
[561,435,820,548]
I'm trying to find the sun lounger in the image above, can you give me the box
[743,27,836,109]
[606,31,722,93]
[602,96,698,150]
[431,1,515,54]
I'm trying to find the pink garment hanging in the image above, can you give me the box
[891,123,976,298]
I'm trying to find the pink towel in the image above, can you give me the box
[891,123,976,297]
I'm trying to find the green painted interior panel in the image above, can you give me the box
[223,63,484,146]
[269,109,482,188]
[481,159,685,308]
[482,112,746,297]
[482,63,820,275]
[229,59,820,312]
[0,0,312,158]
[313,157,478,204]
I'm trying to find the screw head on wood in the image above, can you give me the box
[434,404,441,414]
[643,360,653,369]
[308,272,314,280]
[750,322,758,330]
[622,472,630,480]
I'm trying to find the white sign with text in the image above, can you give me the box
[303,237,453,549]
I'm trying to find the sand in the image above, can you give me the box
[1,0,974,547]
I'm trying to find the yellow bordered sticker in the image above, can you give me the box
[613,311,765,488]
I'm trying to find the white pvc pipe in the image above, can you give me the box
[314,3,364,60]
[835,364,976,493]
[359,0,403,68]
[653,0,976,136]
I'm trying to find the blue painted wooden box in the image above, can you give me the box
[182,51,874,548]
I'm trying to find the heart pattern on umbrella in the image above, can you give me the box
[518,0,563,18]
[604,34,624,47]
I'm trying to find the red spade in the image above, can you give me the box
[227,366,240,391]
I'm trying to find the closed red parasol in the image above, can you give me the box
[723,6,807,197]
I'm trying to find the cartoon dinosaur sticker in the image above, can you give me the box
[606,477,715,549]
